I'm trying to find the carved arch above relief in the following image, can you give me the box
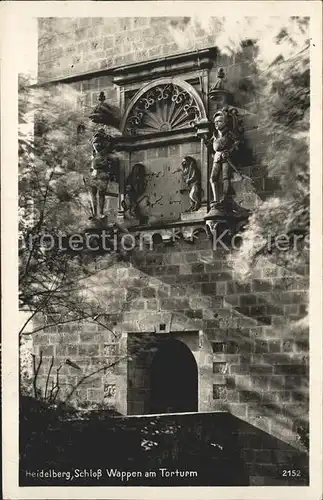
[120,78,207,137]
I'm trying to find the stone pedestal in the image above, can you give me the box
[181,205,208,222]
[204,198,250,240]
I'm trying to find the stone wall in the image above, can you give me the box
[38,17,220,82]
[33,235,309,450]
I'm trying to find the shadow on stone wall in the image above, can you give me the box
[122,239,308,446]
[19,396,308,487]
[229,413,309,485]
[30,236,309,451]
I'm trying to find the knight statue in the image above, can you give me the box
[205,106,246,216]
[88,128,119,219]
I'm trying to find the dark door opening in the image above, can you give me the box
[150,339,198,414]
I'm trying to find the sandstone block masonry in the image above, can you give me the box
[33,236,309,446]
[32,237,309,485]
[38,17,220,81]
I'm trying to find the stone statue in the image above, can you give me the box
[88,129,119,219]
[122,163,146,221]
[206,107,244,214]
[181,156,202,212]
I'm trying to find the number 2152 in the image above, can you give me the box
[282,470,301,477]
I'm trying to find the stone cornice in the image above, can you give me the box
[112,47,218,87]
[34,47,218,87]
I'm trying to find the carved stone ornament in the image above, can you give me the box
[136,224,208,246]
[209,67,233,109]
[121,163,147,222]
[89,91,120,129]
[195,117,213,138]
[122,80,205,137]
[180,156,202,212]
[104,383,116,399]
[205,216,249,242]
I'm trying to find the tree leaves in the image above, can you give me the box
[19,78,118,336]
[228,31,310,277]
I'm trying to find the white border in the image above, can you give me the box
[1,2,322,499]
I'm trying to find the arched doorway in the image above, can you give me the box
[150,339,198,414]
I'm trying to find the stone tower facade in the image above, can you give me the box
[33,18,309,481]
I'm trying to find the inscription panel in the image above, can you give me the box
[136,144,203,223]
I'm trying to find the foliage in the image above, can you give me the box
[295,421,309,452]
[19,76,121,338]
[231,45,309,278]
[20,394,120,423]
[19,76,92,235]
[18,76,130,404]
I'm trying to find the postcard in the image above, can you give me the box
[1,1,322,499]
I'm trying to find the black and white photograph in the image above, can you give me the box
[1,2,322,499]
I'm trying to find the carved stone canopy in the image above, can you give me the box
[209,68,233,109]
[210,67,226,91]
[121,78,207,137]
[89,91,120,129]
